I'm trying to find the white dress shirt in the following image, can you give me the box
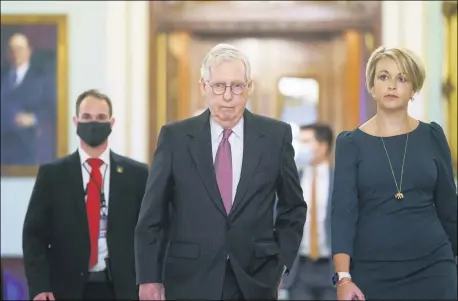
[79,147,111,272]
[210,117,244,203]
[14,62,29,86]
[299,162,331,258]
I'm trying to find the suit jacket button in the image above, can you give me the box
[81,272,84,276]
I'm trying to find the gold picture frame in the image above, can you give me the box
[1,14,68,177]
[442,1,457,175]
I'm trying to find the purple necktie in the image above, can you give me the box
[215,129,233,214]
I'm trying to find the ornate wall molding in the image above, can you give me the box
[151,1,380,34]
[443,0,458,18]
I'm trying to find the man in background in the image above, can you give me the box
[1,32,56,165]
[23,90,148,300]
[282,123,336,300]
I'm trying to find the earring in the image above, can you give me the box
[372,94,375,97]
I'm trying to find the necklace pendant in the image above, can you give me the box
[395,192,404,200]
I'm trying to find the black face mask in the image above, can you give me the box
[77,122,112,147]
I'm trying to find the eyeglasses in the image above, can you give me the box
[206,81,247,95]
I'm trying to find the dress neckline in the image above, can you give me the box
[357,121,422,139]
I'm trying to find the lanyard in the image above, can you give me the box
[83,163,108,215]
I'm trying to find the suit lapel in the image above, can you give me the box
[230,110,265,218]
[187,110,226,216]
[66,151,87,224]
[107,151,124,223]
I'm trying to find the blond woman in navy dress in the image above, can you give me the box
[331,46,457,300]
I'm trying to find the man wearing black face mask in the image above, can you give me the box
[22,89,149,300]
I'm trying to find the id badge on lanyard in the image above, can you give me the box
[100,208,108,238]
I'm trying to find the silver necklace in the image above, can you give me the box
[381,134,409,200]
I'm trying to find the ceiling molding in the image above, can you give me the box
[151,1,380,34]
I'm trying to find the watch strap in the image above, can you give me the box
[337,272,351,280]
[332,272,352,286]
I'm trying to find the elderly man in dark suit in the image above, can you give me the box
[282,123,335,300]
[135,43,307,301]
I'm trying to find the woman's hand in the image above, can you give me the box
[337,279,365,301]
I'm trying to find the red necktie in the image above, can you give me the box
[86,158,103,268]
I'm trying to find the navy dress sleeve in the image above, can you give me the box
[430,122,457,256]
[331,131,359,257]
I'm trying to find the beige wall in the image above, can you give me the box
[1,1,150,256]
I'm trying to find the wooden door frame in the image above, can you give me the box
[147,3,382,159]
[147,22,159,163]
[442,1,457,174]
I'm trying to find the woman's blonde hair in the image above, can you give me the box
[365,46,426,93]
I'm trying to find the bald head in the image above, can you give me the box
[8,33,32,67]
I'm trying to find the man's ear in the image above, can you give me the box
[110,117,116,128]
[199,78,206,96]
[72,116,78,127]
[247,80,254,95]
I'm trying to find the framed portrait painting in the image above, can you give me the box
[0,14,68,177]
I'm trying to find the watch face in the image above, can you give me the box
[332,273,339,285]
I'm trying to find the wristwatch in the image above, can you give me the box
[332,272,352,286]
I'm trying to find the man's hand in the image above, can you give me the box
[15,112,36,127]
[337,280,365,301]
[139,283,165,301]
[33,292,55,300]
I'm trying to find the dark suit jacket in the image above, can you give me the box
[135,109,306,300]
[1,65,56,165]
[282,167,334,289]
[22,151,148,300]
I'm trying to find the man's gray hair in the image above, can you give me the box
[200,43,252,82]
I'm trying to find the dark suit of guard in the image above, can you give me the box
[22,151,148,299]
[135,109,307,300]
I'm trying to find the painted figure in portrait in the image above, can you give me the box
[1,21,58,167]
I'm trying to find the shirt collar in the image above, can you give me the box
[210,116,244,142]
[314,161,330,175]
[78,147,111,166]
[15,62,29,76]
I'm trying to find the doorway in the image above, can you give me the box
[187,34,345,128]
[147,1,381,155]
